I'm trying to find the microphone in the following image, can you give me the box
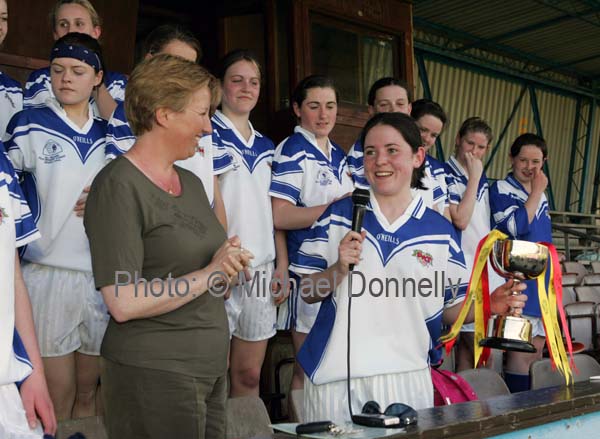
[349,188,370,271]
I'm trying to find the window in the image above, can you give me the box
[311,16,397,106]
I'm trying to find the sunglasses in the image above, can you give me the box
[358,400,418,426]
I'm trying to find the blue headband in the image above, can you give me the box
[50,43,102,72]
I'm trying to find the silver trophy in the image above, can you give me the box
[479,239,548,353]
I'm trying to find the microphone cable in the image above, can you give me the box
[347,271,355,419]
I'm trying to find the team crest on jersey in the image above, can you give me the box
[0,206,8,225]
[39,140,66,164]
[413,249,433,267]
[316,169,332,186]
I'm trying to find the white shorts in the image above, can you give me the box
[304,368,433,425]
[0,383,44,439]
[278,284,322,334]
[225,261,277,341]
[22,262,109,357]
[275,273,299,331]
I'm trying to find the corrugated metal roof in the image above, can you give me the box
[413,0,600,83]
[414,56,600,212]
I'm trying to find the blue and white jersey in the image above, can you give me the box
[212,110,275,267]
[445,155,491,268]
[347,138,367,189]
[0,143,40,386]
[290,192,467,385]
[106,102,232,207]
[24,67,127,118]
[0,71,23,138]
[419,154,448,215]
[5,99,108,272]
[489,172,552,317]
[270,126,355,261]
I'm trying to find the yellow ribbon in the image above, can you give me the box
[441,229,507,367]
[537,261,573,384]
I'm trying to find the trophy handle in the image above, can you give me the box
[508,279,523,317]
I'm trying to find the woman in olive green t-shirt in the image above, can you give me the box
[84,54,252,439]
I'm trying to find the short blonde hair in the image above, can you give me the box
[125,53,221,136]
[49,0,102,30]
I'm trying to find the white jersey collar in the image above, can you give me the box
[294,125,334,160]
[448,154,467,177]
[46,97,95,134]
[214,109,256,147]
[368,188,425,230]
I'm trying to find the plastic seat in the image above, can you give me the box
[562,273,580,287]
[564,301,596,350]
[530,354,600,390]
[562,286,577,306]
[591,261,600,274]
[226,396,273,439]
[574,286,600,303]
[457,368,510,399]
[582,274,600,286]
[563,262,588,285]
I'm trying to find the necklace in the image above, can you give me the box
[127,151,179,195]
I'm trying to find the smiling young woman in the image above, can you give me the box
[489,133,551,393]
[210,49,289,399]
[292,112,524,424]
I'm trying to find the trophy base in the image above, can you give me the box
[480,315,536,353]
[479,337,536,353]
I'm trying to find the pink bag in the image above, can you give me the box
[431,368,478,406]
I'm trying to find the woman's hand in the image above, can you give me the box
[333,230,366,276]
[490,279,528,316]
[464,152,483,181]
[531,168,548,195]
[271,265,291,305]
[19,368,57,435]
[73,186,91,217]
[209,236,254,285]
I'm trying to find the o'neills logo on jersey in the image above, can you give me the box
[73,135,93,145]
[413,249,433,267]
[0,206,8,225]
[240,148,257,157]
[377,233,400,245]
[39,140,65,164]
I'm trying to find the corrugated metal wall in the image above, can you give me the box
[414,57,600,213]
